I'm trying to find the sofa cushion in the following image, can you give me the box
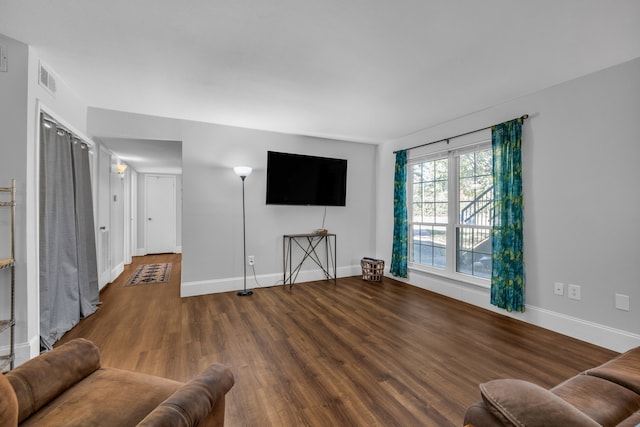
[7,338,100,423]
[552,373,640,426]
[19,367,182,427]
[585,346,640,395]
[0,372,18,426]
[479,379,599,427]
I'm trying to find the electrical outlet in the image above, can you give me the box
[554,282,564,296]
[248,255,255,266]
[568,284,581,301]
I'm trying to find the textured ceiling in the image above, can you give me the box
[1,0,639,145]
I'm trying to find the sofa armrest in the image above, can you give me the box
[6,338,101,423]
[7,338,100,422]
[137,363,235,427]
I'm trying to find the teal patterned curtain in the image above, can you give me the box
[490,118,525,312]
[390,150,408,277]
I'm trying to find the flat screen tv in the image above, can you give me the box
[266,151,347,206]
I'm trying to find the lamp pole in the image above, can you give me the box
[234,166,253,296]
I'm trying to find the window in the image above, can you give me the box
[456,148,492,279]
[410,156,448,269]
[409,142,493,281]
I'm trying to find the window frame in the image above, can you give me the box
[407,133,492,288]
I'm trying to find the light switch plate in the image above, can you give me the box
[615,294,630,311]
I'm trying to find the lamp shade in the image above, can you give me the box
[233,166,252,178]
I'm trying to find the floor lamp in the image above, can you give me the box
[234,166,253,296]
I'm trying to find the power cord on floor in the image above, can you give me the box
[250,264,284,289]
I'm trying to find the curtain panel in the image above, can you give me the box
[40,116,99,350]
[390,150,408,278]
[490,118,525,312]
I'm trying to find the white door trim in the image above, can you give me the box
[97,145,112,288]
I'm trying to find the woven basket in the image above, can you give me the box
[361,258,384,282]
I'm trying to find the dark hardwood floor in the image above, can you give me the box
[59,254,617,426]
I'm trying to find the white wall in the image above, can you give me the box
[87,109,377,296]
[180,121,376,295]
[376,58,640,352]
[0,34,29,366]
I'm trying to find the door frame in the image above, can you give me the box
[143,174,177,254]
[97,145,112,288]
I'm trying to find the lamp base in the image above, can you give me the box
[237,290,253,296]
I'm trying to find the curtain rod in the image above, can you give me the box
[393,114,529,154]
[42,112,72,134]
[41,112,93,149]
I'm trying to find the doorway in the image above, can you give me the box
[144,175,177,254]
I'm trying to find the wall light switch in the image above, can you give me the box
[615,294,630,311]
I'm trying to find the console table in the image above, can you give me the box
[283,233,337,287]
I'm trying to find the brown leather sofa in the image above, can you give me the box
[0,338,234,426]
[463,345,640,426]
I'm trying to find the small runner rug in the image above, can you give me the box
[125,263,172,286]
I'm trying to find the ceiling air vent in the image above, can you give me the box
[39,62,57,96]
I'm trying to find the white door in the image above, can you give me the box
[145,175,176,254]
[97,147,111,288]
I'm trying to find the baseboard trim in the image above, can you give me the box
[110,262,125,283]
[522,305,640,354]
[395,271,640,353]
[181,265,361,298]
[135,247,182,257]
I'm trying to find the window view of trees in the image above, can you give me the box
[411,157,448,268]
[409,146,493,280]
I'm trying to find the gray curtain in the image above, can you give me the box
[40,115,99,350]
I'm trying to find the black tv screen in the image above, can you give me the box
[266,151,347,206]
